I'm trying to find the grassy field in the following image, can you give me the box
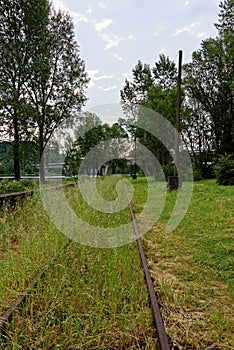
[0,176,233,349]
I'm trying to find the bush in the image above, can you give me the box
[0,179,35,194]
[214,154,234,186]
[193,168,203,181]
[163,164,174,179]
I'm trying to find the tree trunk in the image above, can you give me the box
[13,110,20,180]
[39,125,45,183]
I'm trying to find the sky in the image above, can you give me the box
[52,0,220,110]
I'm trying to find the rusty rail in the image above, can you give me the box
[125,184,170,350]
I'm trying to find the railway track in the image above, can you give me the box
[0,180,170,349]
[125,184,170,350]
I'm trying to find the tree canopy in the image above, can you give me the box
[0,0,89,180]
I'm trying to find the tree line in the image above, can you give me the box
[120,0,234,180]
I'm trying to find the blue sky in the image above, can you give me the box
[52,0,220,109]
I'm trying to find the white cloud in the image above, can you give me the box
[98,2,107,9]
[73,13,88,24]
[52,0,88,24]
[127,34,137,41]
[196,32,208,39]
[95,19,113,32]
[185,0,190,5]
[87,70,100,87]
[99,85,118,92]
[94,74,113,81]
[99,33,137,51]
[172,21,200,37]
[86,5,92,14]
[87,69,100,78]
[113,53,123,61]
[87,70,114,87]
[99,34,122,50]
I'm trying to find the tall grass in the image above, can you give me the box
[1,175,158,349]
[1,176,233,349]
[142,179,234,349]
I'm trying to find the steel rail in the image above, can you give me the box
[125,184,170,350]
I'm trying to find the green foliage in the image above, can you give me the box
[0,142,14,175]
[214,154,234,185]
[183,0,234,156]
[120,55,180,170]
[120,1,233,178]
[152,54,177,90]
[0,0,89,181]
[193,167,203,181]
[162,163,174,178]
[120,60,154,108]
[0,179,35,194]
[64,115,129,176]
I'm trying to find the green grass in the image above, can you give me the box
[0,175,158,349]
[0,194,67,312]
[0,176,233,349]
[142,178,234,349]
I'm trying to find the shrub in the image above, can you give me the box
[193,168,203,181]
[0,179,35,194]
[214,154,234,186]
[163,164,174,179]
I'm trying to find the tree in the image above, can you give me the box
[184,0,234,156]
[0,0,89,181]
[152,54,177,90]
[182,100,215,177]
[120,60,153,116]
[0,0,38,180]
[24,6,89,181]
[120,55,180,171]
[101,123,129,174]
[64,113,103,176]
[64,116,129,176]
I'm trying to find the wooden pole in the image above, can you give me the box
[174,50,182,178]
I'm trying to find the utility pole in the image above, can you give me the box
[169,50,182,190]
[174,50,182,177]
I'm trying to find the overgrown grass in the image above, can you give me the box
[1,175,157,349]
[0,194,67,312]
[141,178,234,349]
[1,176,233,349]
